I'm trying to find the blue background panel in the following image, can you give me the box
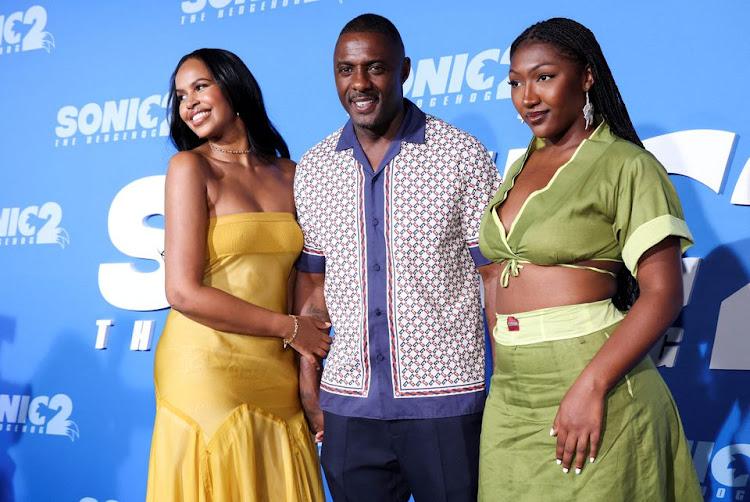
[1,1,749,501]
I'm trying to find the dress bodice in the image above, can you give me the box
[204,212,303,313]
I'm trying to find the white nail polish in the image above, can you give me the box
[589,457,595,463]
[575,468,582,475]
[562,467,569,474]
[556,459,562,465]
[550,428,555,436]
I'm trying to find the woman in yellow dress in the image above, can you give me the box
[146,48,330,502]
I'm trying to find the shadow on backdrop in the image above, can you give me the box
[0,314,31,502]
[13,330,153,502]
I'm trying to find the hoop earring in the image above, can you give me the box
[583,91,594,130]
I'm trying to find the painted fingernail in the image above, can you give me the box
[575,468,582,475]
[550,428,555,436]
[562,467,569,474]
[556,459,562,465]
[590,457,596,463]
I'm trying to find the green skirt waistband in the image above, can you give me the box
[493,299,625,346]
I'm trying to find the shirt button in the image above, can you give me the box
[372,218,379,226]
[374,264,381,271]
[375,309,382,316]
[376,354,385,362]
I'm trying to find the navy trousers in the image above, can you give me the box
[320,411,482,502]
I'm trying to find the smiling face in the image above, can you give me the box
[174,57,237,140]
[509,41,593,144]
[333,31,410,136]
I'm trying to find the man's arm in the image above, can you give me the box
[478,263,500,369]
[458,137,502,371]
[294,271,330,442]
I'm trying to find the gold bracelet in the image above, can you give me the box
[283,315,298,349]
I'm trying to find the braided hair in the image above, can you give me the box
[511,18,640,310]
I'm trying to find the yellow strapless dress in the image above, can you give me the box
[146,212,324,502]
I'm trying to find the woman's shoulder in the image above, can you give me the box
[169,148,210,168]
[275,156,296,172]
[596,134,668,177]
[270,156,296,182]
[605,134,648,158]
[167,148,212,182]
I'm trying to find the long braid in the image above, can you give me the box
[511,18,640,310]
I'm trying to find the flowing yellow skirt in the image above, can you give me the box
[145,310,325,502]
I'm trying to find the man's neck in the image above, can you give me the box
[354,107,406,171]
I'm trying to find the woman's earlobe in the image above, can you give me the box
[584,67,595,90]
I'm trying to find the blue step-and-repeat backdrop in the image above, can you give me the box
[2,1,749,501]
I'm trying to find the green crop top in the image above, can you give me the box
[478,121,694,287]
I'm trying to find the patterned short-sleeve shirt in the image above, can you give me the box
[295,100,501,419]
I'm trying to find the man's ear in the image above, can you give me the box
[401,57,411,84]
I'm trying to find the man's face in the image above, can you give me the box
[333,31,410,134]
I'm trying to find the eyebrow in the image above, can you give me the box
[336,58,388,67]
[508,62,556,75]
[175,77,211,93]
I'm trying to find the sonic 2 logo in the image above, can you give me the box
[0,5,55,55]
[0,202,69,248]
[403,47,512,108]
[99,176,167,311]
[0,393,80,441]
[180,0,322,24]
[691,441,750,500]
[55,94,170,148]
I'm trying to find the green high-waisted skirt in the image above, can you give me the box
[478,300,702,501]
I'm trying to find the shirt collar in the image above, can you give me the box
[490,119,614,210]
[335,99,426,152]
[528,116,612,154]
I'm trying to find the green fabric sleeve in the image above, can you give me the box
[613,152,694,277]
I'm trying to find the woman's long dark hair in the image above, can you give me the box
[168,48,289,161]
[510,18,640,310]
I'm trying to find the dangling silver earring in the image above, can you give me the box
[236,111,240,118]
[583,91,594,130]
[517,113,525,124]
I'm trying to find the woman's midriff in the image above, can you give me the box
[495,260,621,314]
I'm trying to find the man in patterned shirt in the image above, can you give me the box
[293,13,501,502]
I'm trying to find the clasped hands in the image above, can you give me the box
[288,316,332,369]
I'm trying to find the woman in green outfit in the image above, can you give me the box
[477,18,703,501]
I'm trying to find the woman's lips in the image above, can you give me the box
[525,110,548,124]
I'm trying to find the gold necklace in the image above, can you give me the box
[208,142,252,155]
